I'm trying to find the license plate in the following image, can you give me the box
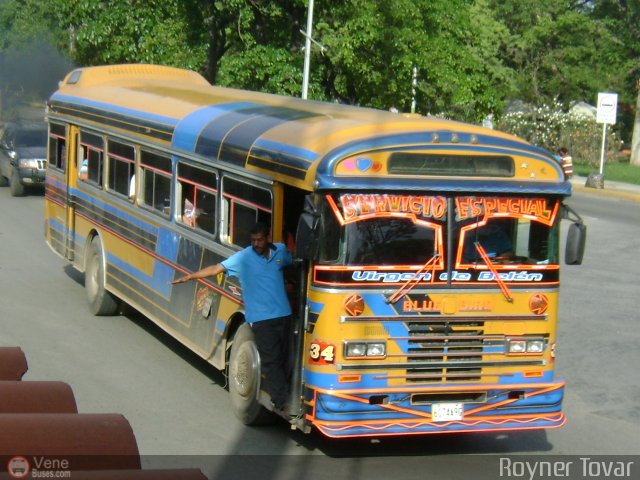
[432,402,464,422]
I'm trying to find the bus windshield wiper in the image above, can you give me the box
[474,242,513,303]
[386,254,439,304]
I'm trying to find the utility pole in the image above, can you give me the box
[411,66,418,114]
[301,0,315,100]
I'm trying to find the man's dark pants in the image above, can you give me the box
[251,316,290,408]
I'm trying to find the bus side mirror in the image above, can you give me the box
[295,195,319,260]
[565,222,586,265]
[295,212,318,260]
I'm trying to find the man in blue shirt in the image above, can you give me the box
[171,222,293,411]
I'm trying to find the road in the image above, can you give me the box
[0,188,638,479]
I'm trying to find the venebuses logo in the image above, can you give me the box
[7,456,30,479]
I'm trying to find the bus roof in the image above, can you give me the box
[48,64,569,195]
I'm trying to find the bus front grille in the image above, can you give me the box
[406,320,488,383]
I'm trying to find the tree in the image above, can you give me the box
[487,0,625,107]
[632,86,640,166]
[54,0,208,71]
[589,0,640,163]
[0,0,72,120]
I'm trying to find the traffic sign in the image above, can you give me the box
[596,92,618,124]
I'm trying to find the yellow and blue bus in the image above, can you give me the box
[44,64,585,438]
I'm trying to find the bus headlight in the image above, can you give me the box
[366,343,386,357]
[344,341,386,358]
[507,338,545,354]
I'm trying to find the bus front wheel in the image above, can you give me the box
[85,237,120,316]
[228,324,276,425]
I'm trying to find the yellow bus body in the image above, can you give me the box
[44,64,572,437]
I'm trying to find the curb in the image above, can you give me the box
[570,178,640,202]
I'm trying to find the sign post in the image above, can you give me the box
[596,92,618,175]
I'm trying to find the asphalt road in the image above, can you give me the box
[0,187,638,479]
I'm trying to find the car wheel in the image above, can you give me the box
[0,175,7,187]
[228,323,276,425]
[9,169,25,197]
[85,237,120,316]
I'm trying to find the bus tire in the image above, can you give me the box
[9,170,25,197]
[228,324,276,425]
[85,237,120,316]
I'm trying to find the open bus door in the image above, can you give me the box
[62,125,79,263]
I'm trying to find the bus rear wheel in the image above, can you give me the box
[85,237,120,316]
[228,324,276,425]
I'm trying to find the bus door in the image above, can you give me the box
[62,125,80,262]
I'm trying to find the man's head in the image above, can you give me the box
[250,222,271,256]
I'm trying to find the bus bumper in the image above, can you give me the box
[307,382,566,438]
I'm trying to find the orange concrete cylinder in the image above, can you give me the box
[0,413,140,470]
[0,381,78,413]
[0,347,28,380]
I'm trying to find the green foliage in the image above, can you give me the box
[496,100,621,168]
[574,160,640,186]
[53,0,208,70]
[0,0,636,145]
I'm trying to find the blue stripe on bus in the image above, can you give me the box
[315,175,572,195]
[252,138,318,163]
[172,102,259,152]
[308,300,326,314]
[319,131,563,176]
[73,189,159,236]
[50,93,179,128]
[153,229,181,296]
[193,105,319,166]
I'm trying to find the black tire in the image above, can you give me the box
[9,169,25,197]
[85,237,120,316]
[0,175,8,187]
[228,324,276,425]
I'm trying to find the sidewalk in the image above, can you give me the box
[570,175,640,202]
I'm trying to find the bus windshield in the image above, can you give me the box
[343,217,437,265]
[317,193,443,266]
[317,193,560,269]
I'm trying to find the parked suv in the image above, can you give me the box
[0,122,48,196]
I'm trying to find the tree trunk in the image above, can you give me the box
[631,87,640,166]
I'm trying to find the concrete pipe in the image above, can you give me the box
[0,413,141,470]
[0,381,78,413]
[0,347,28,380]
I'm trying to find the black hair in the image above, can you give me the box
[250,222,270,236]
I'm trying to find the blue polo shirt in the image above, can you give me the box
[221,243,293,324]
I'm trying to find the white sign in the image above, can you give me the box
[596,92,618,124]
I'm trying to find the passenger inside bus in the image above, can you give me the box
[463,219,513,262]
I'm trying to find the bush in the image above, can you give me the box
[496,99,621,168]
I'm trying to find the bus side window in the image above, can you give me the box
[140,149,172,217]
[177,162,218,235]
[79,131,104,185]
[222,176,272,248]
[107,140,135,198]
[48,123,66,171]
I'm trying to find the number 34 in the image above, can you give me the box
[309,341,335,364]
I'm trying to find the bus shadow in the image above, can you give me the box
[62,263,227,387]
[193,423,553,480]
[63,264,84,286]
[288,426,553,457]
[122,306,227,387]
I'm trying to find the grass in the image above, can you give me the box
[573,158,640,185]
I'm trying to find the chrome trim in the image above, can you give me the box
[341,314,547,323]
[336,359,545,371]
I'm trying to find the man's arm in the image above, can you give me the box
[171,264,226,284]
